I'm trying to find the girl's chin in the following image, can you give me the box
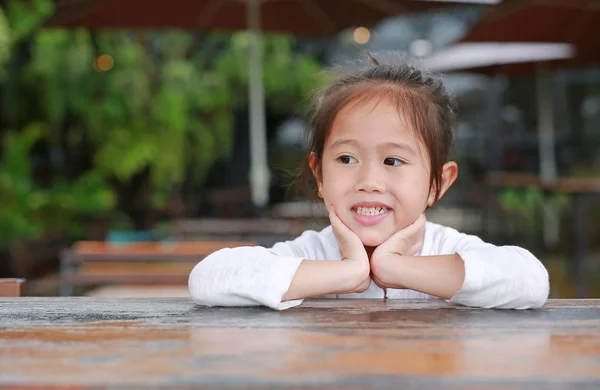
[357,234,386,247]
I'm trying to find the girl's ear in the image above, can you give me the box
[309,152,317,173]
[427,161,458,207]
[309,153,323,197]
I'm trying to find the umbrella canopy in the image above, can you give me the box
[46,0,496,35]
[44,0,499,212]
[461,0,600,67]
[422,42,575,73]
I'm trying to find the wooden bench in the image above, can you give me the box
[59,240,254,296]
[170,218,327,246]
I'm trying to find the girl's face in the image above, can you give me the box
[314,99,454,247]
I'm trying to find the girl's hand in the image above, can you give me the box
[370,214,426,288]
[329,206,371,293]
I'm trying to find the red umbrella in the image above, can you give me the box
[44,0,498,210]
[46,0,493,35]
[461,0,600,68]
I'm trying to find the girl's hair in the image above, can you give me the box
[300,52,457,204]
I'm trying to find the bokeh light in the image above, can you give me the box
[353,27,371,45]
[410,39,433,57]
[94,54,114,72]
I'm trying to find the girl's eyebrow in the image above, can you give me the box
[329,139,359,149]
[380,142,417,156]
[329,139,416,156]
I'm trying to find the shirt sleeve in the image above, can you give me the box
[188,227,338,310]
[426,223,550,309]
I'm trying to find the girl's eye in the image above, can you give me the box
[338,155,358,164]
[384,157,404,166]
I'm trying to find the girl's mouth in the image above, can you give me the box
[351,206,392,226]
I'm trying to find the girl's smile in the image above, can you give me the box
[351,202,393,227]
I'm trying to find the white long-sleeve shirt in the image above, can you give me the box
[188,221,549,310]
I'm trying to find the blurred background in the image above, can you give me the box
[0,0,598,299]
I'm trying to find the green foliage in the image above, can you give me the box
[0,7,10,78]
[0,125,115,245]
[4,28,237,206]
[214,33,325,112]
[0,124,45,243]
[2,0,325,230]
[0,0,53,78]
[5,28,323,201]
[4,0,52,43]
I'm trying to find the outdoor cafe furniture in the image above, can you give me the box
[59,240,254,296]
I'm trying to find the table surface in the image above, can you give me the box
[1,298,600,389]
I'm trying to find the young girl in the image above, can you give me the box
[188,55,549,310]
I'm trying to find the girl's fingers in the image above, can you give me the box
[405,213,426,234]
[329,206,354,245]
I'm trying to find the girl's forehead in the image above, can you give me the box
[324,98,429,160]
[329,99,418,141]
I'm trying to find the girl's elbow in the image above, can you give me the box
[188,249,229,305]
[188,260,210,304]
[510,248,550,309]
[526,265,550,309]
[512,262,550,309]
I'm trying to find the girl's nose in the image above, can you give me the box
[355,162,385,193]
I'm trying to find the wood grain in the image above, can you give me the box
[1,298,599,389]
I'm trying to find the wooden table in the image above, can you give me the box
[1,298,599,389]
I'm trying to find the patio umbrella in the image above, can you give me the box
[462,0,600,67]
[422,43,575,74]
[44,0,499,212]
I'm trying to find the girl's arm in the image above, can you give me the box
[372,224,549,309]
[446,245,549,309]
[282,259,369,301]
[190,209,372,310]
[371,253,465,300]
[188,246,307,310]
[188,246,367,310]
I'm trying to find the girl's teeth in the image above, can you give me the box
[355,207,389,216]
